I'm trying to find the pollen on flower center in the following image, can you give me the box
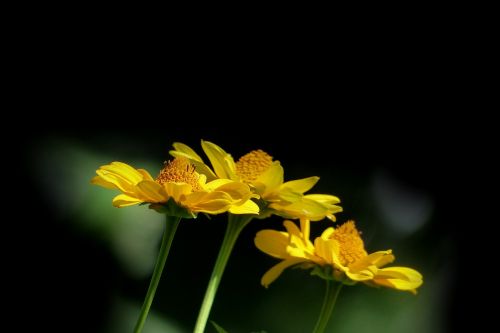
[235,149,273,183]
[331,221,367,266]
[156,157,201,190]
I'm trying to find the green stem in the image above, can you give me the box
[193,214,254,333]
[134,215,181,333]
[311,280,343,333]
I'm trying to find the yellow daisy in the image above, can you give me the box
[170,140,342,221]
[255,219,423,294]
[91,157,259,217]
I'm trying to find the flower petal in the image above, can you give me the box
[270,197,335,221]
[95,161,149,194]
[345,267,376,281]
[101,162,144,184]
[201,140,236,179]
[183,191,233,214]
[320,227,335,240]
[281,220,317,255]
[372,267,423,294]
[261,258,306,288]
[91,175,118,190]
[136,180,167,202]
[163,182,192,202]
[314,237,339,266]
[204,179,234,190]
[276,189,303,204]
[170,149,218,181]
[300,218,310,241]
[137,169,155,181]
[210,180,258,202]
[96,169,136,193]
[281,176,319,194]
[304,194,341,204]
[255,230,290,259]
[188,199,232,214]
[172,142,204,162]
[283,220,302,238]
[229,199,259,215]
[349,250,394,271]
[255,162,284,194]
[112,194,143,207]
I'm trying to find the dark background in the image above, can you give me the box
[9,24,471,331]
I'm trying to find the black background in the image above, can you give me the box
[10,33,473,331]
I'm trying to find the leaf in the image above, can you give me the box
[210,321,229,333]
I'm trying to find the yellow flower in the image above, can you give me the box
[255,219,423,294]
[91,157,259,216]
[170,140,342,221]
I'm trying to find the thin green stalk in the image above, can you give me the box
[312,280,343,333]
[134,216,181,333]
[194,214,254,333]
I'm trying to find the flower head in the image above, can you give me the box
[91,157,259,217]
[255,219,423,294]
[170,140,342,221]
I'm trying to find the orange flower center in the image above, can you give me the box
[331,221,367,266]
[156,157,201,190]
[235,149,273,183]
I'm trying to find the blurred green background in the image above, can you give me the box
[26,126,456,333]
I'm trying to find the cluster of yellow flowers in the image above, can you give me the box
[92,140,422,332]
[93,140,421,293]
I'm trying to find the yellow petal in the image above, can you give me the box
[136,180,167,202]
[137,169,155,181]
[276,189,303,204]
[255,230,290,259]
[373,267,423,293]
[201,140,236,179]
[91,175,118,190]
[183,191,233,214]
[349,250,394,271]
[163,182,193,202]
[270,198,333,221]
[185,190,229,205]
[96,169,136,193]
[112,194,143,207]
[305,194,341,204]
[281,220,316,256]
[376,267,423,281]
[204,179,234,191]
[314,237,339,266]
[320,227,335,240]
[261,258,306,288]
[208,180,258,202]
[255,162,284,194]
[283,220,302,238]
[229,199,259,215]
[172,142,204,162]
[345,268,376,281]
[170,149,218,181]
[370,251,395,268]
[281,176,319,194]
[188,199,232,214]
[300,218,311,241]
[95,161,150,194]
[101,162,144,184]
[198,174,207,187]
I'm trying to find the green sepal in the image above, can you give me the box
[310,265,357,285]
[253,200,275,220]
[148,198,197,219]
